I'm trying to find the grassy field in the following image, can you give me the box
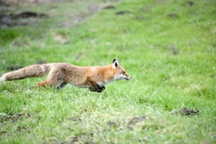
[0,0,216,143]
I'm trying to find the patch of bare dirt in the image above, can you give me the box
[1,0,67,5]
[128,116,147,125]
[127,115,147,130]
[65,133,94,144]
[179,107,199,116]
[0,11,48,27]
[0,112,31,123]
[0,0,104,28]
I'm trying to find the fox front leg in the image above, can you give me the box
[88,80,105,92]
[87,80,98,92]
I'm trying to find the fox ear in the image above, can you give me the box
[112,59,119,68]
[112,59,117,63]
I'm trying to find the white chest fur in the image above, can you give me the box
[96,79,115,87]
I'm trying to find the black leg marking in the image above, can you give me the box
[57,82,67,89]
[89,85,106,92]
[96,84,105,92]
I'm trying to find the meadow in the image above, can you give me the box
[0,0,215,143]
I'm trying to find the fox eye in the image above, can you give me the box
[122,71,125,74]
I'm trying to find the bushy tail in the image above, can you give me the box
[0,64,51,81]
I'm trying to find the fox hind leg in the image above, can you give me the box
[36,69,65,88]
[36,81,48,87]
[36,79,65,89]
[36,79,57,88]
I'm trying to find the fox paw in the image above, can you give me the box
[97,86,105,92]
[89,85,105,92]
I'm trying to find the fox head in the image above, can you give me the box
[112,59,132,81]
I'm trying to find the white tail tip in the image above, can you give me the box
[0,75,6,82]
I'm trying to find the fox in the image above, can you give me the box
[0,59,132,92]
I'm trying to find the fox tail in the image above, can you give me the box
[0,64,51,82]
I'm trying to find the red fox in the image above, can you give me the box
[0,59,132,92]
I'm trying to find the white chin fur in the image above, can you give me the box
[115,74,129,81]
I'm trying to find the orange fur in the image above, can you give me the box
[0,59,132,92]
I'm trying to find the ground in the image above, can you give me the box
[0,0,216,143]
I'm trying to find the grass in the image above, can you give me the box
[0,0,216,143]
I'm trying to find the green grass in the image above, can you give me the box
[0,0,216,143]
